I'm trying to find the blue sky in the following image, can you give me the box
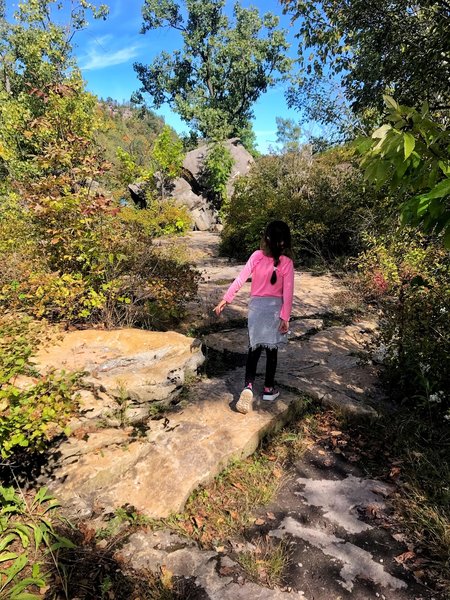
[7,0,319,152]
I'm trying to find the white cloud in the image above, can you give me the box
[80,40,141,70]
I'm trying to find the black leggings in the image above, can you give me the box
[245,346,278,388]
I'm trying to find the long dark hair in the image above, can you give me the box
[261,221,292,284]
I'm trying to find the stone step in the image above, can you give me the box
[40,369,306,520]
[204,319,324,355]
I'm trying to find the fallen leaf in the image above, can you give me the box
[266,512,276,520]
[192,515,204,529]
[390,466,401,478]
[395,551,416,564]
[365,503,383,518]
[160,565,173,589]
[254,518,265,526]
[331,430,343,436]
[231,482,245,492]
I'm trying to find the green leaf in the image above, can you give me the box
[403,133,415,159]
[425,178,450,200]
[372,124,391,140]
[48,533,76,551]
[0,551,18,562]
[1,554,27,587]
[32,524,43,551]
[383,95,399,111]
[10,524,31,548]
[0,533,18,551]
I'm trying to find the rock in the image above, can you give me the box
[171,178,204,211]
[32,329,205,404]
[275,325,380,416]
[118,530,300,600]
[128,182,148,209]
[183,138,254,198]
[204,319,324,355]
[38,370,303,519]
[10,375,37,390]
[169,139,254,231]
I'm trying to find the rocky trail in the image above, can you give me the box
[32,232,440,599]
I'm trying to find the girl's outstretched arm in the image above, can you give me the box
[223,251,263,304]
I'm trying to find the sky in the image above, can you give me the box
[7,0,318,153]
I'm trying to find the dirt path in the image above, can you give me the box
[117,232,440,600]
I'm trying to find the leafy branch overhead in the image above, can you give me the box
[358,97,450,247]
[134,0,292,139]
[282,0,450,133]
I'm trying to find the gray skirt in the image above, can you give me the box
[248,296,288,351]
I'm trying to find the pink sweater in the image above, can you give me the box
[223,250,295,321]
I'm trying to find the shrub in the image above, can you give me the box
[0,316,79,459]
[221,147,387,264]
[201,141,234,209]
[119,202,191,238]
[0,196,198,327]
[357,231,450,416]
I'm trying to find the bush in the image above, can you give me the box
[119,202,191,238]
[0,195,198,328]
[0,316,79,459]
[200,141,234,209]
[357,231,450,416]
[221,147,387,264]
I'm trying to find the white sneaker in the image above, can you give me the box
[236,386,253,414]
[262,388,280,402]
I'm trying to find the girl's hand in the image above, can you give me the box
[214,300,227,316]
[279,319,289,334]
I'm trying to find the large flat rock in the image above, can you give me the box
[40,370,305,519]
[33,329,204,403]
[118,530,299,600]
[204,319,324,354]
[275,322,380,415]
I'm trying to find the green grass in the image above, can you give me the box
[237,539,291,587]
[153,400,319,548]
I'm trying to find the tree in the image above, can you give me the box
[0,0,108,186]
[282,0,450,128]
[358,97,450,247]
[151,125,185,198]
[275,117,302,153]
[134,0,291,140]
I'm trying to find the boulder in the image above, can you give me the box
[171,178,219,231]
[32,329,205,404]
[38,370,302,519]
[169,138,254,230]
[128,182,148,209]
[182,138,254,197]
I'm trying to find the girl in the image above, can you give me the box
[214,221,294,414]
